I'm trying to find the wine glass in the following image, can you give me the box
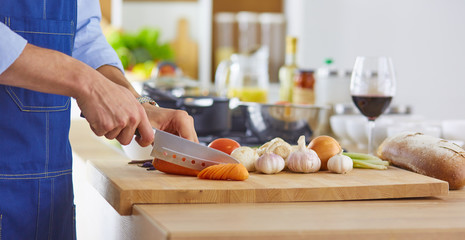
[350,56,396,154]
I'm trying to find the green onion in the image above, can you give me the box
[352,159,388,170]
[354,159,389,166]
[342,152,380,160]
[343,152,390,170]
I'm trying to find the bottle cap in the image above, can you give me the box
[258,13,285,24]
[236,12,259,23]
[286,36,297,54]
[215,12,236,23]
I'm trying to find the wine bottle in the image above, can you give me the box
[278,36,298,103]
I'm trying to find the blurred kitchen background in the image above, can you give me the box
[69,0,465,149]
[98,0,465,120]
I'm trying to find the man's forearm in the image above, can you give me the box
[0,43,95,99]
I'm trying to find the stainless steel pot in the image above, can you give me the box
[143,84,231,136]
[181,97,231,136]
[238,102,330,143]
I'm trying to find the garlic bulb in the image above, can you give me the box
[257,137,293,160]
[254,152,285,174]
[327,154,353,174]
[231,146,259,172]
[287,136,321,173]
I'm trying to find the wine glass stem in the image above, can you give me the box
[367,119,375,155]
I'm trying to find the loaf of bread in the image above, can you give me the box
[377,132,465,190]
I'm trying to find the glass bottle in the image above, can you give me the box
[292,69,315,105]
[278,36,298,103]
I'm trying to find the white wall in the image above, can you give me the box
[286,0,465,120]
[121,2,200,42]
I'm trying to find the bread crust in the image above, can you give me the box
[377,132,465,190]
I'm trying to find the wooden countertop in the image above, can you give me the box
[70,120,465,240]
[131,190,465,240]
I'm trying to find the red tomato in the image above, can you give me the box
[208,138,241,155]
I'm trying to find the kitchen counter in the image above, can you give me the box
[70,120,465,240]
[131,191,465,240]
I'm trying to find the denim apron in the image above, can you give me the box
[0,0,77,239]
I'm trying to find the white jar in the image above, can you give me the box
[315,68,352,106]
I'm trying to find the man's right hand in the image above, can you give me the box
[75,76,154,147]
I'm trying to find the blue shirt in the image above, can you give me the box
[0,0,123,75]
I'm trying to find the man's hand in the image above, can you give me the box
[76,79,154,147]
[144,104,199,143]
[96,65,198,145]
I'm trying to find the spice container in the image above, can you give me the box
[214,12,236,68]
[292,69,315,105]
[236,12,259,53]
[259,13,286,83]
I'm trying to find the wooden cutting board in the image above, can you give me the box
[69,120,448,216]
[86,157,448,215]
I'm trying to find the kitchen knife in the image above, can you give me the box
[150,129,239,171]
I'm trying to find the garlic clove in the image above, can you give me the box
[327,154,353,174]
[254,152,285,174]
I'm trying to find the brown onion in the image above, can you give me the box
[308,136,342,170]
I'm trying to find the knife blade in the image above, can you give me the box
[150,129,239,171]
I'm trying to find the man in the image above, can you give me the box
[0,0,197,239]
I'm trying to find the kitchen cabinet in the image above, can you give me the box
[70,119,465,240]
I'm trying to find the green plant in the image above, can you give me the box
[106,27,174,69]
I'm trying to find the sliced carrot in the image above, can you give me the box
[197,163,249,181]
[229,164,249,181]
[214,164,232,180]
[212,167,224,180]
[198,164,221,180]
[220,164,236,180]
[201,164,216,179]
[200,167,213,179]
[229,164,249,180]
[152,158,200,177]
[197,168,207,179]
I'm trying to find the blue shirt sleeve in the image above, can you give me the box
[0,22,28,74]
[72,0,124,73]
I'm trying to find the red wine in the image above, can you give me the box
[352,95,392,120]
